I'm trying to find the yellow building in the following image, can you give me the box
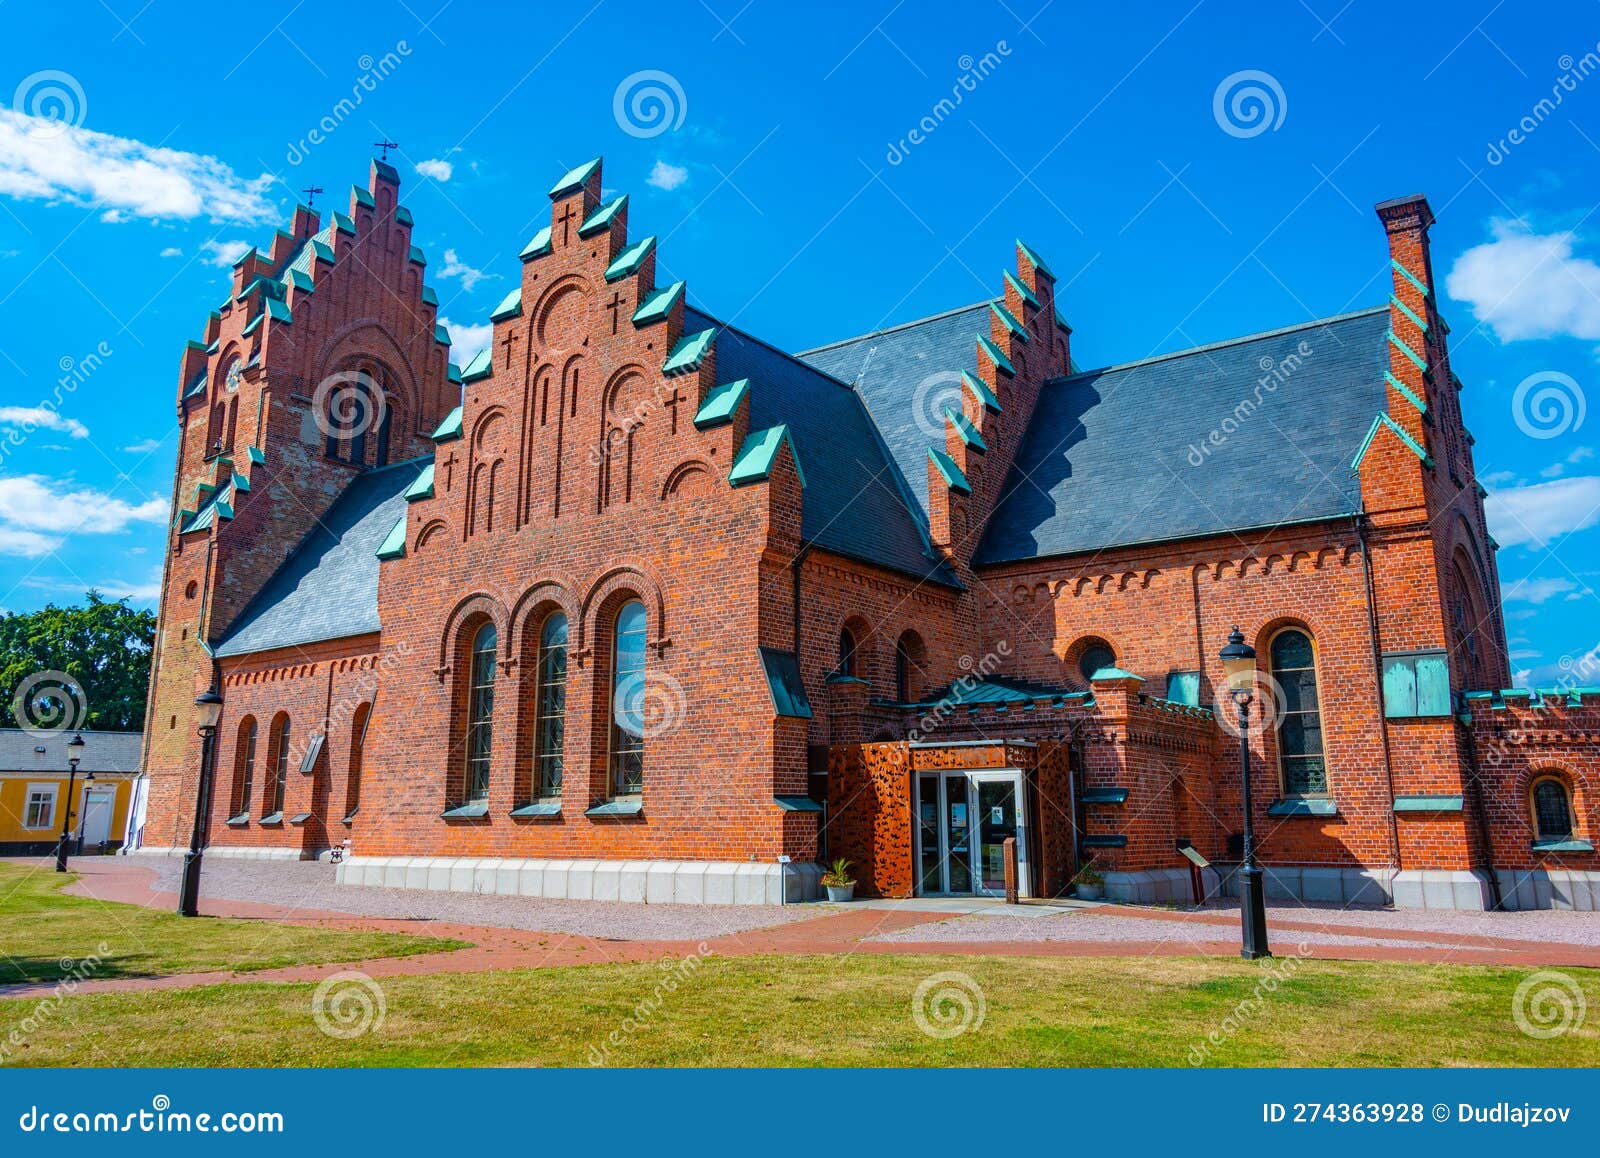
[0,730,143,856]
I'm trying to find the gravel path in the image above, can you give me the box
[869,910,1463,949]
[153,858,823,941]
[1234,901,1600,946]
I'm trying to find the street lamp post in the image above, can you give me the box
[1220,626,1271,960]
[53,732,86,873]
[178,689,224,918]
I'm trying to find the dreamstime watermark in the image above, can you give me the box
[288,641,413,770]
[1212,70,1287,139]
[1511,371,1585,440]
[0,341,113,471]
[613,70,687,138]
[310,970,386,1039]
[0,945,108,1066]
[1187,943,1312,1065]
[285,44,413,166]
[1486,44,1600,164]
[10,670,88,739]
[12,70,87,137]
[1185,341,1313,466]
[310,369,388,445]
[1213,668,1286,740]
[907,641,1013,742]
[885,42,1012,165]
[1511,970,1587,1039]
[911,970,986,1039]
[586,944,713,1065]
[909,370,969,442]
[613,670,688,739]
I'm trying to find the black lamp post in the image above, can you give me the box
[1220,626,1271,959]
[178,689,224,917]
[53,732,86,872]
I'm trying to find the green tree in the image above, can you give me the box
[0,591,156,732]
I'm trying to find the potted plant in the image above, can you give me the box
[1072,861,1105,901]
[821,857,856,902]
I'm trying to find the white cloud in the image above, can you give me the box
[0,475,168,556]
[199,239,251,268]
[438,248,495,292]
[647,160,689,191]
[1480,468,1521,487]
[415,158,453,182]
[0,406,88,439]
[123,437,164,454]
[441,317,493,365]
[1445,219,1600,342]
[1501,576,1579,604]
[159,246,182,258]
[1485,475,1600,548]
[94,566,162,603]
[0,108,277,224]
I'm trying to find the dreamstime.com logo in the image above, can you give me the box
[911,971,986,1039]
[1213,669,1286,740]
[613,670,688,739]
[1512,970,1587,1039]
[613,70,687,138]
[910,370,969,441]
[1212,70,1287,138]
[311,971,386,1039]
[1511,371,1585,440]
[10,670,88,739]
[311,370,387,444]
[13,70,87,137]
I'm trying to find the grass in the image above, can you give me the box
[0,861,466,985]
[3,953,1596,1067]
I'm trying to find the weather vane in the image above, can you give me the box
[302,185,324,208]
[373,139,399,161]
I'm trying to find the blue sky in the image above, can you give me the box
[0,0,1597,687]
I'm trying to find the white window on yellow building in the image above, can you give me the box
[23,783,57,830]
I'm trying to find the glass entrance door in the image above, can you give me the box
[913,769,1028,897]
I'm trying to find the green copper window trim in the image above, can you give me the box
[1392,794,1463,813]
[520,226,553,261]
[991,302,1030,343]
[774,795,822,812]
[1390,294,1429,333]
[1387,329,1428,374]
[489,287,522,322]
[225,812,249,827]
[1003,269,1039,309]
[430,405,463,442]
[375,515,407,560]
[945,406,987,452]
[977,334,1015,377]
[586,798,644,818]
[759,646,814,719]
[403,463,435,501]
[662,327,716,375]
[1267,797,1338,817]
[1016,238,1053,278]
[1391,257,1430,298]
[1080,834,1126,848]
[730,424,805,488]
[693,378,748,429]
[633,281,684,326]
[927,446,971,494]
[549,157,601,198]
[605,235,656,281]
[1384,370,1428,415]
[1532,839,1595,853]
[510,801,562,819]
[1080,788,1129,805]
[258,812,283,826]
[288,811,312,825]
[1351,412,1433,472]
[961,370,1001,413]
[578,194,627,237]
[441,802,489,819]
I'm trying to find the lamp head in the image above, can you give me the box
[1219,625,1257,684]
[195,689,223,734]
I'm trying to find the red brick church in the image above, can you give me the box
[137,156,1599,909]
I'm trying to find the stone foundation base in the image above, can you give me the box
[127,845,313,862]
[1102,867,1222,905]
[1495,868,1600,911]
[337,855,823,905]
[1215,865,1397,906]
[1390,869,1495,910]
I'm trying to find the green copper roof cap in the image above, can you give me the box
[403,462,435,501]
[605,235,656,281]
[633,280,684,326]
[246,445,266,465]
[332,211,355,235]
[408,245,426,267]
[730,424,805,488]
[231,247,258,269]
[693,378,749,429]
[489,287,522,321]
[1016,239,1053,278]
[1003,269,1039,309]
[977,334,1015,376]
[1351,411,1433,473]
[395,204,414,226]
[1089,666,1143,682]
[286,268,314,293]
[991,301,1030,343]
[520,226,553,261]
[461,345,493,383]
[433,323,450,345]
[961,369,1001,412]
[376,515,407,560]
[578,194,627,237]
[311,238,336,264]
[927,446,971,494]
[431,405,463,442]
[662,326,716,375]
[945,406,987,452]
[421,284,438,306]
[447,362,463,385]
[1054,305,1072,333]
[352,184,375,209]
[549,157,601,198]
[264,297,292,324]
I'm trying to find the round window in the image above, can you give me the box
[1078,644,1116,683]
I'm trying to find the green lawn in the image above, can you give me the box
[4,953,1596,1067]
[0,861,466,985]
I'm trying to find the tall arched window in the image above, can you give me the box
[233,716,257,815]
[895,638,912,703]
[266,713,290,816]
[1531,776,1574,843]
[534,613,568,798]
[608,600,647,796]
[1270,628,1327,796]
[347,702,370,819]
[464,622,497,803]
[838,627,858,678]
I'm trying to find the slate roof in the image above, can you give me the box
[972,307,1392,566]
[684,306,958,587]
[799,301,993,518]
[0,728,143,774]
[214,456,429,657]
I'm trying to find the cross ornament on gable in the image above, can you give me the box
[440,449,459,490]
[662,386,685,434]
[500,328,520,364]
[605,290,628,335]
[556,203,578,246]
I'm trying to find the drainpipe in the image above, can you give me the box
[790,542,817,866]
[1356,515,1404,888]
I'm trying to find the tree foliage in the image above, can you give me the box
[0,592,156,732]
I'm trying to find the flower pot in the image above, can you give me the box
[825,882,856,902]
[1075,883,1104,901]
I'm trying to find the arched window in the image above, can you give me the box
[464,622,497,803]
[1531,776,1574,843]
[1270,628,1327,796]
[347,702,370,819]
[1078,641,1116,683]
[838,627,858,678]
[233,716,257,815]
[608,599,647,796]
[534,613,568,798]
[266,713,290,816]
[894,630,925,703]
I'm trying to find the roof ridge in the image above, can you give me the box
[1049,305,1389,384]
[797,299,996,356]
